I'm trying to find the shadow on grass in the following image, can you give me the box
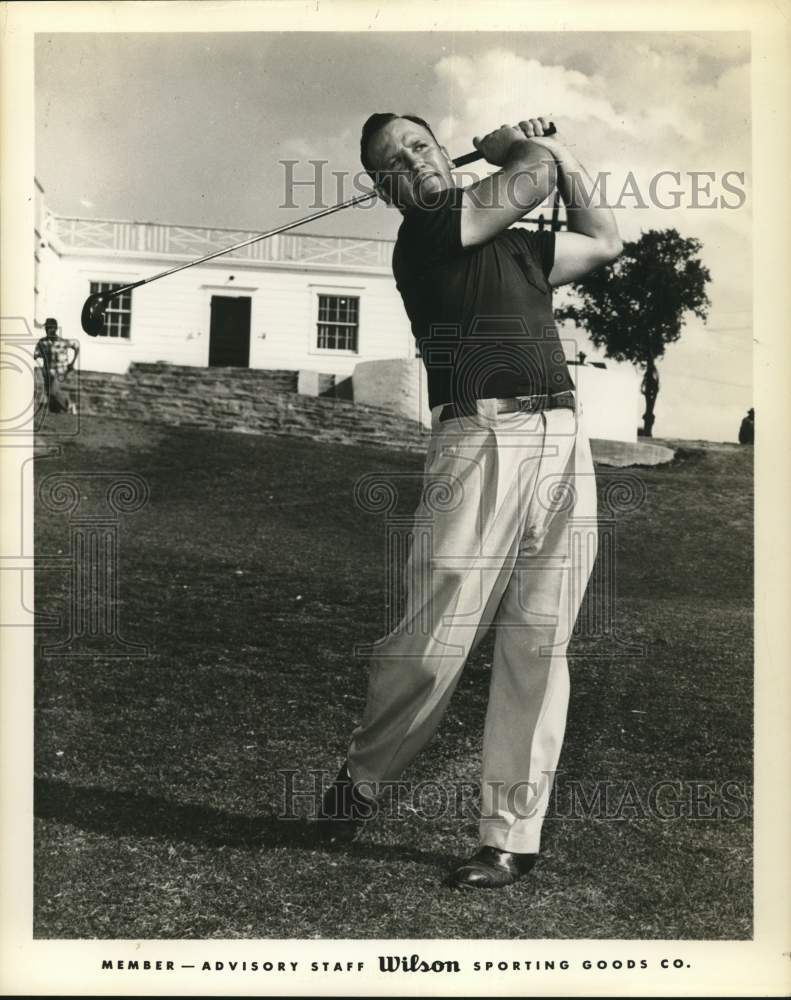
[34,776,453,869]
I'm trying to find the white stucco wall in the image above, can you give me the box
[353,357,431,425]
[353,355,641,441]
[42,251,413,377]
[571,362,641,442]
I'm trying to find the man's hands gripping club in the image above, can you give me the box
[471,117,559,166]
[463,116,622,286]
[460,117,560,249]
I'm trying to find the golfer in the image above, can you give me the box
[318,114,622,889]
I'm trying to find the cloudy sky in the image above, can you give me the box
[36,31,752,441]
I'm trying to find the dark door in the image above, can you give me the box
[208,296,251,367]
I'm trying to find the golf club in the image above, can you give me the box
[80,123,556,336]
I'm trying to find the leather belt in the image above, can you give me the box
[439,390,576,423]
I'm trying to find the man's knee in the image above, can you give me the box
[370,652,442,693]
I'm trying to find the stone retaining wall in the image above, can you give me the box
[72,363,428,453]
[55,363,672,465]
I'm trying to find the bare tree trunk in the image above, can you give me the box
[640,356,660,437]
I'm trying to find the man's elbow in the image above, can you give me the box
[581,235,622,276]
[591,234,623,268]
[602,235,623,261]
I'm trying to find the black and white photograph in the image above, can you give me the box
[1,1,789,996]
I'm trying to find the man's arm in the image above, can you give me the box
[535,135,623,287]
[459,124,558,249]
[67,340,80,371]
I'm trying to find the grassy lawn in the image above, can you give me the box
[33,419,752,939]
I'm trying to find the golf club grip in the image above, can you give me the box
[452,122,556,168]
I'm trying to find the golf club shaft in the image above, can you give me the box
[108,192,377,298]
[105,125,557,299]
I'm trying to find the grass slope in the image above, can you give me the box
[34,419,753,939]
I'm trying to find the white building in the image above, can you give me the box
[35,185,641,441]
[36,198,413,378]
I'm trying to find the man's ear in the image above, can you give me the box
[440,145,454,170]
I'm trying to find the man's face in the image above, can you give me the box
[367,118,455,211]
[45,325,58,340]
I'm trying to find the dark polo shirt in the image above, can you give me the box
[392,185,575,410]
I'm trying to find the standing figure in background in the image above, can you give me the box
[738,408,754,445]
[34,317,80,414]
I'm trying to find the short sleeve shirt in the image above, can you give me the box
[392,185,574,409]
[37,337,76,378]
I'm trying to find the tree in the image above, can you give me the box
[556,228,711,437]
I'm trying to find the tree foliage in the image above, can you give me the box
[556,228,712,367]
[555,227,712,436]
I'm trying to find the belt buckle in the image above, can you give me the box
[517,395,540,414]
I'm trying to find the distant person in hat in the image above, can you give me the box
[738,408,754,445]
[34,317,80,414]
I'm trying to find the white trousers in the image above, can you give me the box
[348,399,598,852]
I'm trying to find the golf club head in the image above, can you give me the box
[81,292,111,336]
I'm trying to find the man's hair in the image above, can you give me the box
[360,112,440,179]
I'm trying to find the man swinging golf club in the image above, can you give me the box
[317,112,622,889]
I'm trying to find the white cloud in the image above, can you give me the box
[433,50,634,146]
[427,47,751,251]
[429,44,749,167]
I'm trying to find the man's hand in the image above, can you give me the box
[472,117,560,167]
[517,117,562,152]
[472,125,531,167]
